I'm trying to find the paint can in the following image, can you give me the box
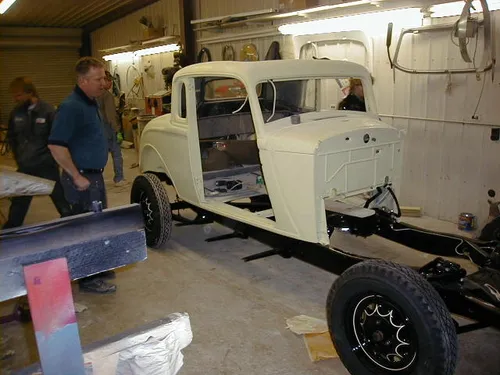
[458,212,476,231]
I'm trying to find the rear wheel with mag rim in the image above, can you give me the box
[327,260,458,375]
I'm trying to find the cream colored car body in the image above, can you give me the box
[139,60,403,246]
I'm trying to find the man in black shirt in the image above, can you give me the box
[338,78,366,112]
[2,77,70,229]
[48,57,116,294]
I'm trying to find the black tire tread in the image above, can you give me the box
[327,259,458,375]
[132,173,172,248]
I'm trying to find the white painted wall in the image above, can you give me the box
[91,0,180,108]
[371,16,500,228]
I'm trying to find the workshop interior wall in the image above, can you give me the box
[370,14,500,229]
[91,0,180,107]
[92,0,500,228]
[192,0,500,229]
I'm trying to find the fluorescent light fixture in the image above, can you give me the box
[102,44,180,62]
[297,0,371,15]
[430,1,500,17]
[0,0,16,14]
[191,8,276,24]
[278,8,422,36]
[134,44,180,56]
[102,52,135,62]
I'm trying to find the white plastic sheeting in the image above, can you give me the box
[85,312,192,375]
[19,313,193,375]
[0,168,55,199]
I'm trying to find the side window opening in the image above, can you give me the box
[180,83,187,118]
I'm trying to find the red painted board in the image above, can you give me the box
[24,258,86,375]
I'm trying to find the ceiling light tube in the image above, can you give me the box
[0,0,17,14]
[278,8,422,36]
[297,0,371,15]
[430,0,500,17]
[102,44,180,62]
[134,43,180,56]
[102,52,134,62]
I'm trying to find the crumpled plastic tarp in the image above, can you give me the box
[20,313,193,375]
[85,312,193,375]
[0,168,55,199]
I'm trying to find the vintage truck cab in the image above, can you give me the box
[137,59,403,247]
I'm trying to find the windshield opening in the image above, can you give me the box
[256,77,367,123]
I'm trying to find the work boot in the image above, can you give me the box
[99,270,116,280]
[79,278,116,294]
[114,179,130,188]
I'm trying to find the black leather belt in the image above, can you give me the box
[79,168,104,174]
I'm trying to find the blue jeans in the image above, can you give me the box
[105,123,124,183]
[60,171,107,214]
[60,171,109,286]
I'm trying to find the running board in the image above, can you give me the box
[242,248,291,262]
[206,230,248,242]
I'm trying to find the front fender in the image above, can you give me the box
[140,143,172,181]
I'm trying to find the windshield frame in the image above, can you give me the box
[254,75,375,124]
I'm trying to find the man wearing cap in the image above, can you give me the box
[48,56,116,294]
[97,71,128,187]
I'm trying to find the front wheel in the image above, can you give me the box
[327,260,458,375]
[131,173,172,249]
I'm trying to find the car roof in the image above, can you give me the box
[174,60,371,84]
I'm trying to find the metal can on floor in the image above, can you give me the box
[458,212,476,231]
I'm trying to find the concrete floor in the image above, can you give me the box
[1,149,499,375]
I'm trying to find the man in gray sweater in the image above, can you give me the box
[97,71,128,187]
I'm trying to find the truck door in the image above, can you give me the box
[168,77,204,204]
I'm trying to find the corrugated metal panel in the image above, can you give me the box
[0,0,135,28]
[191,0,342,19]
[0,46,79,124]
[194,0,278,19]
[91,0,180,59]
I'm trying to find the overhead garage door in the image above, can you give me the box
[0,46,80,125]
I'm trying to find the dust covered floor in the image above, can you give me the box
[1,149,499,375]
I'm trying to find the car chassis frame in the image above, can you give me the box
[165,184,500,335]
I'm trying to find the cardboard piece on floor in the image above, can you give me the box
[286,315,338,362]
[303,332,338,362]
[285,314,328,335]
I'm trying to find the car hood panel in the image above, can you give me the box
[259,113,400,154]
